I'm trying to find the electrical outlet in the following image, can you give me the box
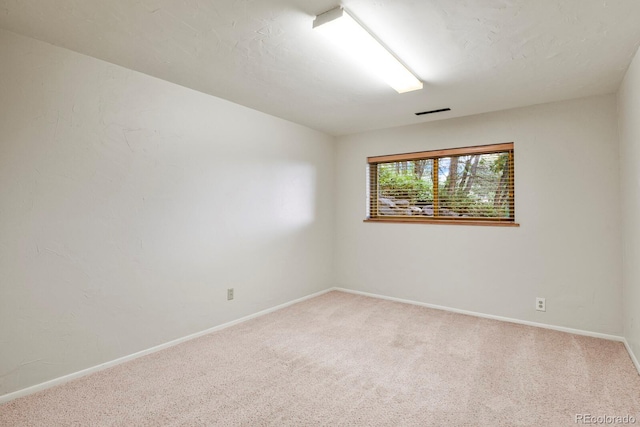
[227,288,234,301]
[536,297,546,312]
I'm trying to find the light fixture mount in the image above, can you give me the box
[313,6,423,94]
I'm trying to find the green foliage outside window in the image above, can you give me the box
[376,153,511,218]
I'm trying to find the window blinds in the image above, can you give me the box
[367,143,515,223]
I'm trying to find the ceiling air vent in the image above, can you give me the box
[415,108,451,116]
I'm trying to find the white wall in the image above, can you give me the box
[335,95,622,335]
[618,46,640,366]
[0,29,335,396]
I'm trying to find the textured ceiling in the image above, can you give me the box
[1,0,639,135]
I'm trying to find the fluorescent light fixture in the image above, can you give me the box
[313,6,423,93]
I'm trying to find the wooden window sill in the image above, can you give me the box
[364,218,520,227]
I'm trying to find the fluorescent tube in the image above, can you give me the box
[313,7,423,93]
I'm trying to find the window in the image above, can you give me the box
[366,143,518,226]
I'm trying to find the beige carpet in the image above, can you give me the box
[1,291,639,426]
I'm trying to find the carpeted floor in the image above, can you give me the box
[1,291,639,426]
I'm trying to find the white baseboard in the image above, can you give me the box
[3,286,637,405]
[623,339,640,376]
[335,287,640,375]
[331,287,625,342]
[0,288,333,405]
